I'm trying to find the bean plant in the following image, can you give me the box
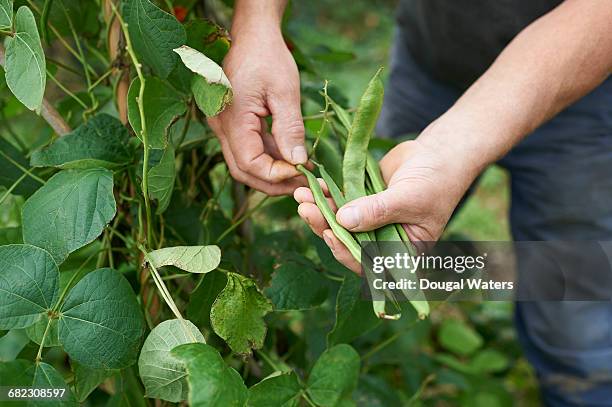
[0,0,527,406]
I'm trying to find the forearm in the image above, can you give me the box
[231,0,287,39]
[420,0,612,179]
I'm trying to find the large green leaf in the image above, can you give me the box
[122,0,186,78]
[0,244,58,329]
[247,372,302,407]
[171,343,248,406]
[147,245,221,274]
[22,168,116,265]
[307,344,360,407]
[0,360,77,406]
[30,114,133,169]
[127,77,187,149]
[327,272,380,346]
[0,0,12,29]
[0,138,40,196]
[58,268,145,369]
[438,319,483,357]
[4,6,45,112]
[32,362,79,406]
[265,261,328,311]
[210,272,272,355]
[138,319,205,402]
[147,145,175,214]
[174,45,232,116]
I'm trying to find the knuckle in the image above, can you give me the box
[370,196,389,224]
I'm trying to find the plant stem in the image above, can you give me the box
[35,317,53,362]
[0,150,45,184]
[138,245,198,343]
[110,2,154,248]
[216,196,270,243]
[0,173,27,206]
[47,69,89,109]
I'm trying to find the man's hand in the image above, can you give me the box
[294,139,478,273]
[208,1,307,196]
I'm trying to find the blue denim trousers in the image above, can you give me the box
[377,28,612,406]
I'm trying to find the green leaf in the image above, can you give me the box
[138,319,205,402]
[25,317,60,347]
[185,19,230,65]
[147,145,175,214]
[4,6,46,112]
[32,362,78,406]
[0,244,58,329]
[58,268,145,369]
[0,360,77,406]
[187,271,226,330]
[147,245,221,274]
[22,168,116,265]
[307,344,360,407]
[30,114,133,169]
[171,342,248,406]
[122,0,186,78]
[265,262,328,311]
[107,367,147,407]
[210,272,272,355]
[438,319,483,357]
[469,349,509,374]
[71,361,117,402]
[0,138,40,196]
[0,0,12,29]
[127,77,187,149]
[247,372,302,407]
[327,272,380,346]
[173,45,232,116]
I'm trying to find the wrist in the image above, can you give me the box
[231,1,286,42]
[416,115,491,186]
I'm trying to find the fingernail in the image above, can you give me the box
[323,231,334,250]
[291,146,308,164]
[337,206,361,229]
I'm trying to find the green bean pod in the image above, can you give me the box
[297,165,361,263]
[343,68,384,202]
[314,161,346,207]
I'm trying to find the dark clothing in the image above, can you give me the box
[397,0,563,89]
[377,25,612,407]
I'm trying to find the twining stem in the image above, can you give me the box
[110,3,154,248]
[138,245,198,343]
[310,80,331,157]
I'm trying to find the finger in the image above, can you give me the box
[322,229,361,274]
[226,111,301,182]
[220,135,303,195]
[261,119,284,160]
[268,88,307,165]
[297,202,329,237]
[294,186,336,209]
[336,188,406,232]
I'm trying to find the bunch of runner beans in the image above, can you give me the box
[298,69,430,320]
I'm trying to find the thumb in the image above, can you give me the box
[336,189,404,232]
[269,90,307,165]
